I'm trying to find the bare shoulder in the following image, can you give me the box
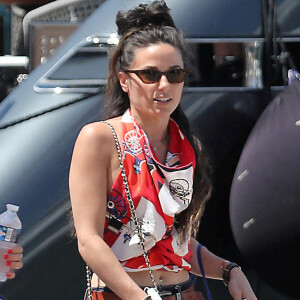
[78,122,111,144]
[77,118,121,147]
[72,118,121,160]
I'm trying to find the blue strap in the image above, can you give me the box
[197,244,213,300]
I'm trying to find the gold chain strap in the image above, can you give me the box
[86,265,93,300]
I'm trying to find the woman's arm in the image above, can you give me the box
[69,123,147,300]
[189,237,257,300]
[189,237,224,280]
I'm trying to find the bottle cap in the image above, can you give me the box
[6,204,19,212]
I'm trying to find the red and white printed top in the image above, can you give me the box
[103,110,196,272]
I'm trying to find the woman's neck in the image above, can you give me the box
[130,109,170,142]
[130,109,170,163]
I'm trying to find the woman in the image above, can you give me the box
[69,1,257,299]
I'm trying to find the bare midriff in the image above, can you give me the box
[92,269,190,288]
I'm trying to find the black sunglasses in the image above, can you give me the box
[123,68,191,84]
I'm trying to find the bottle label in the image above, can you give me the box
[0,225,20,243]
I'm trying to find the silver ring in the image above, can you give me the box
[242,298,247,300]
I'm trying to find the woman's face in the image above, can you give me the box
[118,43,184,121]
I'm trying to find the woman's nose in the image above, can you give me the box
[158,74,170,89]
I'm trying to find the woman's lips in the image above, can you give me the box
[154,98,171,102]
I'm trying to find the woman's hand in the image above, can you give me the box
[228,267,257,300]
[3,244,23,279]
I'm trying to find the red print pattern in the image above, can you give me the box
[104,110,196,272]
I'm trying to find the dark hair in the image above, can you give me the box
[105,1,211,241]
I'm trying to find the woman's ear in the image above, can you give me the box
[118,71,129,93]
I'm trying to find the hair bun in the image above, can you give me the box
[116,1,176,36]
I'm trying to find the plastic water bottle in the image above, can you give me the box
[0,204,21,282]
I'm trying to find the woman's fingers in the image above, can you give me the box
[4,251,23,260]
[2,244,24,280]
[3,250,23,265]
[5,258,23,269]
[8,245,23,254]
[6,270,16,280]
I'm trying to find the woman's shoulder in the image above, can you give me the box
[77,122,110,145]
[78,117,122,143]
[72,118,120,158]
